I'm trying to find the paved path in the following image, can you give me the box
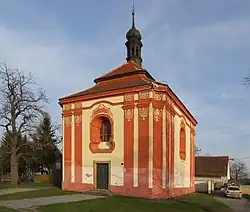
[0,187,52,196]
[216,196,250,212]
[0,194,106,209]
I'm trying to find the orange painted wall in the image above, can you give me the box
[165,103,170,192]
[152,103,163,196]
[138,105,149,188]
[61,89,197,198]
[63,115,71,189]
[74,112,82,184]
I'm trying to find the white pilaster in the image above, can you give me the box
[82,110,85,184]
[133,106,138,187]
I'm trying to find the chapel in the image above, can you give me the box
[59,8,197,199]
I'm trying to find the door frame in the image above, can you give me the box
[93,160,111,190]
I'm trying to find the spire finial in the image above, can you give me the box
[132,0,135,28]
[125,0,143,67]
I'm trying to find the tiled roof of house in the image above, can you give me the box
[195,156,229,178]
[94,61,155,83]
[94,61,151,81]
[60,61,155,100]
[58,61,198,126]
[64,75,154,99]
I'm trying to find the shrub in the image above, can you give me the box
[242,194,250,199]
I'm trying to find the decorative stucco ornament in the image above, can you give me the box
[64,117,71,127]
[139,107,148,120]
[154,108,161,121]
[75,102,82,109]
[139,92,149,99]
[75,115,82,125]
[125,109,133,121]
[153,93,162,101]
[125,94,133,101]
[64,104,71,111]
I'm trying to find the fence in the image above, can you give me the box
[240,185,250,195]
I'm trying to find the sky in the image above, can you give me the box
[0,0,250,167]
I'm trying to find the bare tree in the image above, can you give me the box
[0,62,48,185]
[230,159,249,182]
[243,75,250,87]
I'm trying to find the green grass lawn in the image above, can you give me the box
[0,187,77,200]
[175,193,232,211]
[0,181,54,189]
[0,206,17,212]
[38,194,232,212]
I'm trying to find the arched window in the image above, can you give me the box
[100,117,111,142]
[89,104,115,153]
[180,128,186,160]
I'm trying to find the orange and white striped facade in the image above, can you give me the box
[60,88,197,199]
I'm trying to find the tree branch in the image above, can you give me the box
[0,123,10,133]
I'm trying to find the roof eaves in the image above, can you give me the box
[154,81,198,125]
[94,69,155,83]
[59,83,152,105]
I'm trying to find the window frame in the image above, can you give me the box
[89,114,115,153]
[179,123,186,160]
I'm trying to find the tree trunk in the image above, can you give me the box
[1,169,3,183]
[10,151,19,185]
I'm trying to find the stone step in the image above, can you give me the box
[85,189,113,196]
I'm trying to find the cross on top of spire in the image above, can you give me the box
[132,1,135,28]
[125,0,143,67]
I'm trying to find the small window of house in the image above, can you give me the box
[180,128,186,160]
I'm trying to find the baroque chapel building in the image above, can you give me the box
[59,9,197,198]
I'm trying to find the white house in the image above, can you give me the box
[195,156,230,193]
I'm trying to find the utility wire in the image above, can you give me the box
[230,156,250,161]
[239,156,250,160]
